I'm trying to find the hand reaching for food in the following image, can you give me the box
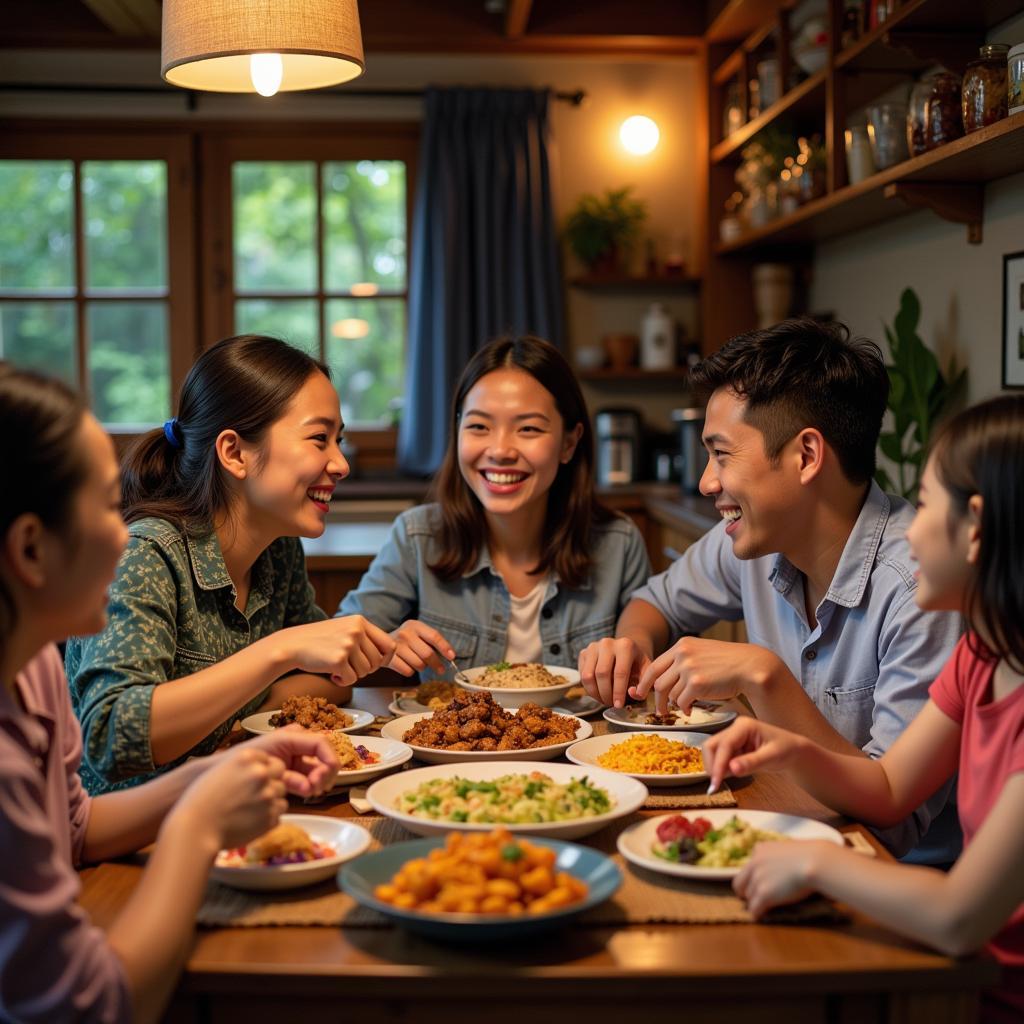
[388,619,455,676]
[276,615,397,685]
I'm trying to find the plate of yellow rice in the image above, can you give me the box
[565,731,709,787]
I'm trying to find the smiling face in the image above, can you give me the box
[457,367,581,523]
[48,412,129,638]
[905,457,977,613]
[698,387,804,560]
[239,370,348,539]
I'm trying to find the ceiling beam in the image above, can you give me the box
[81,0,161,37]
[505,0,534,39]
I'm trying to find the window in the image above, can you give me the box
[0,131,195,431]
[1,124,414,458]
[202,129,416,436]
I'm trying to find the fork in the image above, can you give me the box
[445,654,472,686]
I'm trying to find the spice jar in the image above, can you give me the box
[844,125,877,185]
[907,79,932,156]
[922,71,963,150]
[962,44,1009,132]
[723,81,745,138]
[1009,43,1024,116]
[868,102,909,168]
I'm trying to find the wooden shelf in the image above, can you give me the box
[711,69,826,162]
[715,112,1024,253]
[706,0,792,44]
[711,22,774,86]
[578,366,692,382]
[836,0,1023,76]
[569,274,702,290]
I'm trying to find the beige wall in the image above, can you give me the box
[0,48,703,433]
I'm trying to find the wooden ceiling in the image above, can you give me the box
[4,0,721,56]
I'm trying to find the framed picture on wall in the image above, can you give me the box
[1004,250,1024,389]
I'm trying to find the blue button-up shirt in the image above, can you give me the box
[339,503,652,670]
[633,482,961,860]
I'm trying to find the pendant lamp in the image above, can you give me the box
[161,0,364,97]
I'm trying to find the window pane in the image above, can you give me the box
[325,298,405,425]
[87,302,169,426]
[82,161,168,293]
[235,299,320,357]
[323,161,406,293]
[0,161,75,292]
[233,162,316,293]
[0,302,76,383]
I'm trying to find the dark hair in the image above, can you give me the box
[930,395,1024,674]
[690,318,889,485]
[121,335,331,531]
[428,335,614,589]
[0,363,88,650]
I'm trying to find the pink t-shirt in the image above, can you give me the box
[930,635,1024,1020]
[0,644,130,1023]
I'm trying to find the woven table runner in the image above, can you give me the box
[195,813,840,929]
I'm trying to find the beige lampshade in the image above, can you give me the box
[161,0,364,93]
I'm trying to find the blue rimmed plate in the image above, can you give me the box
[339,836,622,941]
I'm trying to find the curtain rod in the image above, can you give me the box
[1,83,586,110]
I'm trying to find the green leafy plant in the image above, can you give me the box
[563,186,647,271]
[875,288,967,501]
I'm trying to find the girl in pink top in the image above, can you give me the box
[0,365,340,1024]
[703,394,1024,1022]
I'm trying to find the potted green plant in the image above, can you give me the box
[563,186,647,274]
[876,288,967,501]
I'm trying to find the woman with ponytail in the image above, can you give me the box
[340,335,650,678]
[66,335,395,794]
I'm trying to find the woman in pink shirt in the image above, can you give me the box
[0,364,339,1023]
[703,394,1024,1022]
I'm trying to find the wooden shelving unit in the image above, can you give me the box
[578,366,692,383]
[700,0,1024,351]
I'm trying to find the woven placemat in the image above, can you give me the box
[644,785,736,809]
[196,813,840,929]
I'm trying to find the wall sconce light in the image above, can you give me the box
[620,115,660,155]
[161,0,365,97]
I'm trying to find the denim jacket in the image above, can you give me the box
[339,503,652,671]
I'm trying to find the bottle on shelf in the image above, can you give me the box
[640,303,676,370]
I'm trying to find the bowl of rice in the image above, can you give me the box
[457,663,580,708]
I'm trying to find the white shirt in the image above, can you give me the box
[503,579,548,663]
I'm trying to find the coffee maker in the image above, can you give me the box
[595,409,642,485]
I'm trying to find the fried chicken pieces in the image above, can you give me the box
[269,695,353,731]
[402,691,578,751]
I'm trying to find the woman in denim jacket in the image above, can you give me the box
[340,336,651,675]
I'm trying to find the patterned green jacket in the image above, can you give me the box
[65,516,326,794]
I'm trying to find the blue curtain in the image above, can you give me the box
[397,87,564,475]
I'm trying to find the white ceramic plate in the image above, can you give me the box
[240,707,375,736]
[457,665,581,708]
[211,814,371,891]
[328,735,414,788]
[616,809,844,881]
[602,703,737,732]
[566,730,710,787]
[380,711,592,765]
[366,760,648,840]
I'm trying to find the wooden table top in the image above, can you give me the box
[76,689,998,1016]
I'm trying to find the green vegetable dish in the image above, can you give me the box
[396,771,614,824]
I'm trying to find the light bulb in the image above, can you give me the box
[250,53,283,97]
[620,115,660,155]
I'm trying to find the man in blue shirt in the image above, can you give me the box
[579,318,961,860]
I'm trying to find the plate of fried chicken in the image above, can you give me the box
[380,690,591,764]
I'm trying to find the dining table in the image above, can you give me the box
[76,687,998,1024]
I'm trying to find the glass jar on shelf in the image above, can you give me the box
[757,59,781,108]
[868,102,910,168]
[840,1,864,50]
[722,80,745,138]
[962,44,1009,132]
[1010,43,1024,115]
[922,71,963,150]
[907,78,932,156]
[844,124,877,185]
[795,136,827,202]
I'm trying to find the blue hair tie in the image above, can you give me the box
[163,418,182,449]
